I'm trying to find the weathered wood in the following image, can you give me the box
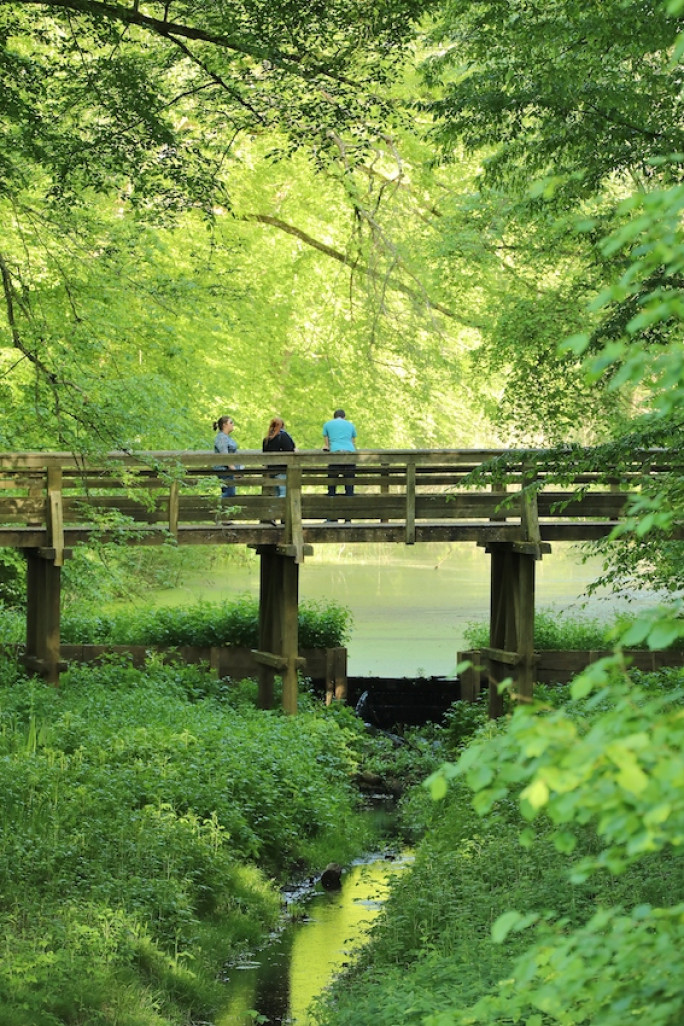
[324,645,348,703]
[281,555,300,714]
[459,648,684,689]
[480,646,522,666]
[252,650,288,670]
[25,550,61,685]
[284,466,305,563]
[257,547,280,709]
[168,480,179,538]
[459,652,482,702]
[405,461,416,545]
[516,552,536,703]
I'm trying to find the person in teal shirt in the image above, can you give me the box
[323,408,357,499]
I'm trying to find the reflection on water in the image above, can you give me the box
[137,542,659,677]
[217,854,413,1026]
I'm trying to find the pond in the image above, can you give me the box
[216,851,414,1026]
[138,541,657,677]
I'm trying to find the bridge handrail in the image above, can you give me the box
[0,446,677,473]
[0,448,678,560]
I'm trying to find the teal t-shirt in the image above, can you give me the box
[323,418,357,452]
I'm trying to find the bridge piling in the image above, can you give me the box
[25,550,62,685]
[253,545,306,714]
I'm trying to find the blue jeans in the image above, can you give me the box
[273,473,286,498]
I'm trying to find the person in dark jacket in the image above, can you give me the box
[262,417,295,497]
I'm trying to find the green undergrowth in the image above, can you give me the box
[313,664,684,1026]
[60,595,353,649]
[463,606,684,650]
[0,651,407,1026]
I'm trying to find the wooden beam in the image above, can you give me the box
[46,467,65,566]
[251,650,306,671]
[480,646,522,666]
[281,556,300,714]
[168,479,179,538]
[405,461,416,545]
[25,549,62,685]
[284,466,305,563]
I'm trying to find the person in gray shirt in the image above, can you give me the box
[213,415,238,498]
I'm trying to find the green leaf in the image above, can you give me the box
[521,778,549,810]
[426,771,449,802]
[491,910,523,944]
[558,333,590,357]
[647,621,682,650]
[553,830,577,854]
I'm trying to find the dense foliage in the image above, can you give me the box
[463,607,684,652]
[61,595,353,649]
[314,663,684,1026]
[0,0,682,1023]
[0,653,382,1024]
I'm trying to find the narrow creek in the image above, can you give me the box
[215,846,413,1026]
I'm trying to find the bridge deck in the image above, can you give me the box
[0,447,672,556]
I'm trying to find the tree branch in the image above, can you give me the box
[16,0,361,87]
[240,213,481,326]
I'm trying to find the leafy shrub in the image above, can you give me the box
[0,653,376,1022]
[464,608,626,650]
[0,603,24,645]
[441,696,489,750]
[62,596,353,649]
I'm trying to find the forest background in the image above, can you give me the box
[0,4,683,1026]
[1,0,682,602]
[4,0,680,458]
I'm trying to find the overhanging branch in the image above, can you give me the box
[241,213,481,326]
[16,0,360,86]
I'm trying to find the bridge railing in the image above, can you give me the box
[0,447,672,553]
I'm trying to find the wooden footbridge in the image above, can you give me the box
[0,447,676,715]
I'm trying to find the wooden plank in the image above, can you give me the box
[25,551,62,684]
[281,556,300,713]
[520,488,541,546]
[458,650,482,703]
[252,650,288,670]
[285,466,305,563]
[481,646,522,666]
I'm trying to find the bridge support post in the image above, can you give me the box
[483,541,548,717]
[254,545,303,714]
[24,549,62,685]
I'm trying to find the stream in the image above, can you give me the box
[215,849,413,1026]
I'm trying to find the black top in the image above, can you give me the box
[262,430,295,453]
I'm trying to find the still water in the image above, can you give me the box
[216,853,413,1026]
[144,541,655,677]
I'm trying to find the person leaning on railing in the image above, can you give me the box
[262,417,296,497]
[213,415,238,499]
[322,409,357,522]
